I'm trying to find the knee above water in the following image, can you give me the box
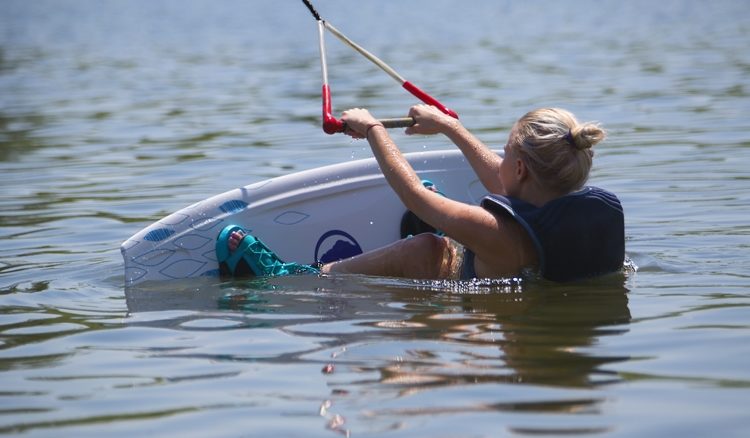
[410,233,449,255]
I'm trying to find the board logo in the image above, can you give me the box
[314,230,363,263]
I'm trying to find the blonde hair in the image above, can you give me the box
[509,108,606,194]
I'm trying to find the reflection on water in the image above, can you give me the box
[2,0,750,436]
[113,274,633,435]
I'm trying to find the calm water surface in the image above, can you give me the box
[1,0,749,436]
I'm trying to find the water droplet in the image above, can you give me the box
[327,414,345,430]
[319,400,332,416]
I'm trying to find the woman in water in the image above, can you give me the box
[216,105,624,282]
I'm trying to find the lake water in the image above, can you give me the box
[2,0,749,436]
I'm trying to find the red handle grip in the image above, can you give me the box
[322,84,344,134]
[402,81,458,119]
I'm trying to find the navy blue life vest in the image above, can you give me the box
[481,186,625,282]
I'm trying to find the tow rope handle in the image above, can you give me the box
[322,85,417,134]
[305,0,458,135]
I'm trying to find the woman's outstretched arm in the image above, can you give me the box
[406,104,505,195]
[340,108,528,279]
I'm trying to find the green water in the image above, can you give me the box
[1,0,749,436]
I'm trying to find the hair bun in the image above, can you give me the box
[570,123,606,150]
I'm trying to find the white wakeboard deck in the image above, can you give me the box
[121,149,494,285]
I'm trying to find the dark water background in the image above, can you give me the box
[1,0,749,436]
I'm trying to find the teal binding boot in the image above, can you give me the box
[216,225,319,278]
